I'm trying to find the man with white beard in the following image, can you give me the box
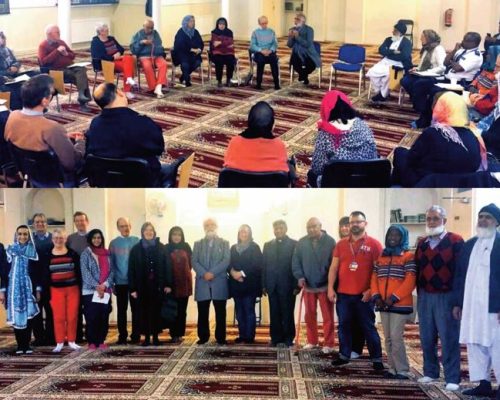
[415,205,464,392]
[452,203,500,399]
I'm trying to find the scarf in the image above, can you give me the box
[90,246,110,286]
[317,90,354,148]
[141,238,157,249]
[382,224,409,256]
[241,101,275,139]
[5,233,39,329]
[212,17,233,38]
[181,15,195,39]
[419,43,440,72]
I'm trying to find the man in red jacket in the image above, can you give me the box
[38,25,91,110]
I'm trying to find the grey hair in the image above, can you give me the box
[96,23,109,35]
[258,15,268,24]
[296,12,306,22]
[45,24,58,36]
[426,205,447,218]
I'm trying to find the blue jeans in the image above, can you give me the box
[336,293,382,362]
[234,295,256,341]
[417,290,461,384]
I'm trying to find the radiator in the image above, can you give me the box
[72,17,111,43]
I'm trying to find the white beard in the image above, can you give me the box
[425,224,445,236]
[476,226,496,239]
[205,231,216,239]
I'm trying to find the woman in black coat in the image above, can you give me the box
[129,222,172,346]
[173,15,204,86]
[228,224,263,344]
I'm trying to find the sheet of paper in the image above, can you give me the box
[67,62,91,68]
[411,71,442,77]
[4,74,31,84]
[0,106,8,112]
[435,83,464,91]
[92,291,110,304]
[0,99,6,105]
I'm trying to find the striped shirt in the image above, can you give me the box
[103,38,119,57]
[48,250,80,288]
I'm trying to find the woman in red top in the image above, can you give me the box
[224,101,291,174]
[165,226,192,343]
[210,18,236,87]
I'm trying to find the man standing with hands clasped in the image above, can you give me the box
[328,211,384,370]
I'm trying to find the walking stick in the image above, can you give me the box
[294,290,304,354]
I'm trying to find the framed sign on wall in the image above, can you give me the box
[0,0,10,14]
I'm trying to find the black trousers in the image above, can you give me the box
[254,52,279,87]
[14,320,33,352]
[115,284,140,342]
[82,294,111,346]
[31,288,55,345]
[212,54,235,83]
[351,319,366,355]
[197,299,226,343]
[170,296,189,338]
[76,300,85,343]
[290,52,316,81]
[268,291,296,345]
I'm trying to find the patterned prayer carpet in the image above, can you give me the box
[0,321,494,400]
[16,39,421,187]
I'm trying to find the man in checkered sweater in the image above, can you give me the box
[415,205,464,393]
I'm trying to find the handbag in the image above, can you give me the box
[160,293,178,327]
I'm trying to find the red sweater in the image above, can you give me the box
[38,39,75,69]
[210,33,235,56]
[474,85,498,116]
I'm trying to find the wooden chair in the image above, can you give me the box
[0,92,11,110]
[177,152,195,188]
[49,70,73,112]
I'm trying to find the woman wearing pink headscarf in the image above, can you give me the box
[309,90,378,187]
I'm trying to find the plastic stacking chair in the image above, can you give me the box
[329,44,366,96]
[207,50,241,86]
[218,168,290,188]
[170,49,204,86]
[320,159,392,188]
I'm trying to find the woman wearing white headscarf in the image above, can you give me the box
[173,15,204,87]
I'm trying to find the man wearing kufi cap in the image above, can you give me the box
[453,203,500,398]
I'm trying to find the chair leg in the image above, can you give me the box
[55,94,61,113]
[69,83,72,104]
[363,66,366,90]
[200,64,204,85]
[93,71,98,94]
[318,67,322,89]
[329,67,333,91]
[367,82,372,99]
[289,66,293,85]
[334,68,338,87]
[358,70,362,97]
[237,61,241,86]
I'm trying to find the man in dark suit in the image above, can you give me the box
[262,220,298,347]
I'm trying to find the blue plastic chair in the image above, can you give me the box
[329,44,366,96]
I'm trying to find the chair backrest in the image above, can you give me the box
[218,168,290,188]
[0,92,11,110]
[415,171,500,188]
[8,142,65,187]
[170,49,179,66]
[101,60,116,83]
[49,70,66,95]
[321,159,392,188]
[313,41,321,57]
[177,152,195,188]
[338,44,366,65]
[84,154,156,188]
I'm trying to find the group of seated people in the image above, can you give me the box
[0,12,320,109]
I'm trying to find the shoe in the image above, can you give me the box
[462,380,493,396]
[371,93,387,102]
[170,337,181,344]
[152,337,161,346]
[255,84,262,90]
[303,78,309,85]
[331,358,349,367]
[77,94,91,104]
[234,337,245,344]
[217,81,223,88]
[410,121,418,129]
[98,343,108,350]
[125,92,135,100]
[141,340,150,347]
[79,103,91,112]
[445,383,459,391]
[383,371,396,379]
[68,342,81,351]
[322,346,334,354]
[126,77,137,86]
[88,344,97,350]
[216,340,227,346]
[197,339,208,345]
[129,337,140,345]
[15,349,23,355]
[52,343,64,353]
[417,376,435,384]
[24,348,33,354]
[395,373,410,380]
[274,85,281,90]
[185,81,192,87]
[31,340,45,347]
[350,351,361,359]
[373,362,385,371]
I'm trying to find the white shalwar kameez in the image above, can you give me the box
[366,37,403,98]
[459,235,500,382]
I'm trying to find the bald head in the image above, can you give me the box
[93,82,127,109]
[306,217,322,239]
[45,24,60,41]
[116,217,131,237]
[143,19,154,34]
[258,16,269,29]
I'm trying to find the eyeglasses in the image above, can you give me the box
[349,220,366,225]
[426,216,442,222]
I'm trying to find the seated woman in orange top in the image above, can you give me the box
[224,101,289,173]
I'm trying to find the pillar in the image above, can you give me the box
[152,0,161,34]
[58,0,72,46]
